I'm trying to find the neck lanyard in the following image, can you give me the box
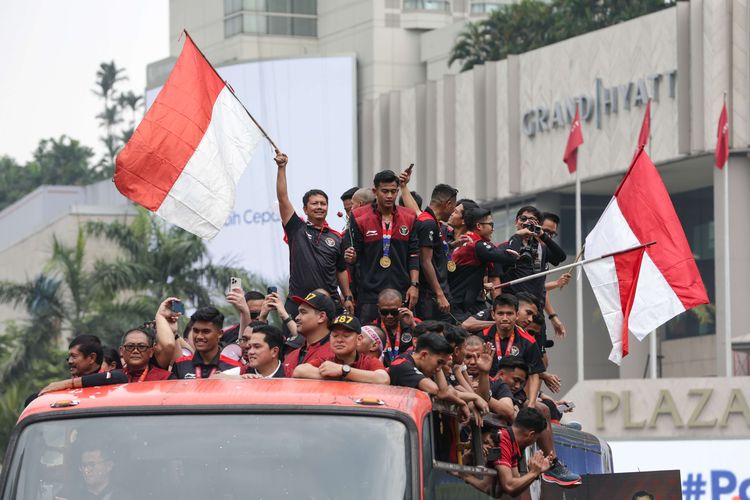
[428,210,455,271]
[194,365,218,379]
[127,366,150,383]
[495,328,515,360]
[381,319,401,360]
[380,218,393,268]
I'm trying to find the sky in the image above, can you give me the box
[0,1,169,164]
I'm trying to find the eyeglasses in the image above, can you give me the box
[478,222,495,228]
[79,460,107,472]
[543,228,558,238]
[518,215,538,224]
[122,344,151,352]
[379,308,399,317]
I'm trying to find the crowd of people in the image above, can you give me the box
[36,152,584,496]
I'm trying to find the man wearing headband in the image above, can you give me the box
[294,314,389,384]
[357,325,386,360]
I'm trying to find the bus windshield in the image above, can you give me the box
[2,413,411,500]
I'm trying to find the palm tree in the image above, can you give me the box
[448,21,491,72]
[117,90,144,130]
[93,61,128,108]
[93,61,127,175]
[86,208,267,311]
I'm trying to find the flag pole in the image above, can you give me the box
[494,241,656,289]
[183,30,280,153]
[645,101,657,380]
[575,158,584,383]
[722,94,732,377]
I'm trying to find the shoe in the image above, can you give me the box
[542,459,582,488]
[564,421,582,431]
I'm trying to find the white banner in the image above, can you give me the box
[146,55,357,286]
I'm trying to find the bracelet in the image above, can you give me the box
[410,281,419,288]
[344,295,353,301]
[282,316,294,324]
[548,314,558,320]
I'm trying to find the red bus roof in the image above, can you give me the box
[20,379,434,423]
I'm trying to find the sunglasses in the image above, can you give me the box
[379,308,400,317]
[122,344,151,352]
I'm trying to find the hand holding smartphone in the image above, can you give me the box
[170,299,185,315]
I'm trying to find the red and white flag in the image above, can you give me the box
[114,34,263,239]
[637,100,651,150]
[715,101,729,169]
[583,150,709,364]
[563,105,583,174]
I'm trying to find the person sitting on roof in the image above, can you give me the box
[283,291,336,376]
[389,332,471,421]
[294,314,389,384]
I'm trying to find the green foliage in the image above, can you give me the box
[449,0,676,72]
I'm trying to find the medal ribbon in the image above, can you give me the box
[381,320,401,361]
[382,219,392,259]
[429,210,453,264]
[495,328,515,360]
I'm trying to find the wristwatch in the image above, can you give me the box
[282,316,294,324]
[344,295,354,301]
[341,364,352,380]
[410,281,419,288]
[548,314,558,320]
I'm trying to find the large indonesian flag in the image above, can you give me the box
[583,150,709,364]
[114,34,263,239]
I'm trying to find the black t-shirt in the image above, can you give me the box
[172,352,241,379]
[480,326,545,377]
[416,207,451,299]
[284,213,346,297]
[389,352,427,389]
[490,378,514,401]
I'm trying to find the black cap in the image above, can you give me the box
[340,187,359,201]
[331,314,361,334]
[291,292,336,321]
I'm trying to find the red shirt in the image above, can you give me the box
[493,427,521,469]
[307,353,386,371]
[123,365,175,382]
[284,334,334,377]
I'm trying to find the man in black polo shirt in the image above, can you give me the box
[479,294,544,407]
[347,170,420,323]
[274,152,354,316]
[416,183,458,321]
[173,307,240,379]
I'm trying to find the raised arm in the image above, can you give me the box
[153,297,179,369]
[275,151,295,225]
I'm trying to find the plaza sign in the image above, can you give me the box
[522,69,677,137]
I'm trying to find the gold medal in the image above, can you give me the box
[447,260,457,272]
[380,256,392,268]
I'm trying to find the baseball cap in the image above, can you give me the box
[291,292,336,321]
[331,314,361,334]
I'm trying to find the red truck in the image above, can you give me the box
[1,379,679,499]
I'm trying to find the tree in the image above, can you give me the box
[449,0,675,72]
[93,61,128,176]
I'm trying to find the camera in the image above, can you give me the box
[522,222,542,234]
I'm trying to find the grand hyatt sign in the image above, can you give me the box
[522,69,677,137]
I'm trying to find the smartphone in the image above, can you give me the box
[557,401,576,413]
[406,163,414,173]
[486,447,501,462]
[267,286,278,294]
[229,276,241,292]
[170,299,185,315]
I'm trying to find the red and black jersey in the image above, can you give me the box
[388,352,428,389]
[172,352,241,379]
[350,203,419,302]
[416,207,451,300]
[480,325,545,377]
[492,427,522,470]
[283,334,334,377]
[448,232,520,310]
[284,213,346,297]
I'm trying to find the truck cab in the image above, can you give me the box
[1,379,612,499]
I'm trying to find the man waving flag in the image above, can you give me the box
[114,32,269,239]
[583,150,709,364]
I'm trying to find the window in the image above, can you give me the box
[470,2,503,14]
[3,414,411,500]
[403,0,450,12]
[224,0,318,38]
